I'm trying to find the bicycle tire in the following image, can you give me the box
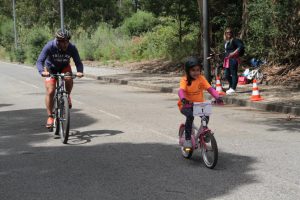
[256,72,264,84]
[59,95,70,144]
[179,125,193,159]
[201,132,218,169]
[213,66,225,89]
[53,97,60,136]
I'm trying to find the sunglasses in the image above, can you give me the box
[225,31,232,34]
[57,39,69,44]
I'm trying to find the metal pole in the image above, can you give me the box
[12,0,17,48]
[203,0,211,83]
[60,0,64,31]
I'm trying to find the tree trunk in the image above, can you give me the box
[240,0,249,39]
[178,1,182,43]
[197,0,203,55]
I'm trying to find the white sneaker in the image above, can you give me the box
[183,140,192,148]
[226,88,236,95]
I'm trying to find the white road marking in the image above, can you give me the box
[72,98,84,105]
[149,129,178,142]
[66,97,121,120]
[3,74,40,89]
[98,109,121,120]
[18,80,40,89]
[0,61,33,70]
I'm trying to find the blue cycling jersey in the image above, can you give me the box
[36,39,83,75]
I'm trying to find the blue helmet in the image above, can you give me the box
[250,58,258,67]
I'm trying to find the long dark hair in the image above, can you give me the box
[185,57,202,86]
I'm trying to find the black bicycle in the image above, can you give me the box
[48,73,76,144]
[207,53,225,88]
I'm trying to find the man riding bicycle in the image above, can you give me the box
[36,29,84,128]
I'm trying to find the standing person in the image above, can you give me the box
[36,29,84,128]
[223,27,244,95]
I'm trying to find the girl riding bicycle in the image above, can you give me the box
[178,57,223,148]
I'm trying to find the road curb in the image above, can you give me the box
[85,74,128,84]
[223,96,300,116]
[85,73,300,116]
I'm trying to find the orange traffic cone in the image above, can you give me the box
[216,76,226,96]
[250,79,264,101]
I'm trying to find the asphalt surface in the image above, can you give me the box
[0,62,300,200]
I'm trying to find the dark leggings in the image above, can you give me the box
[224,58,238,90]
[181,107,209,140]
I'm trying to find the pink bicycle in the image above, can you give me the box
[179,102,218,169]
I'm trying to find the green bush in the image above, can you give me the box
[121,11,158,36]
[25,27,51,64]
[0,46,8,60]
[75,19,199,62]
[75,32,96,60]
[14,47,26,63]
[135,20,198,60]
[0,18,14,52]
[76,23,133,61]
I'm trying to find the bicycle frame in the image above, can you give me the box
[55,75,68,97]
[246,67,263,81]
[246,59,267,82]
[207,53,225,86]
[52,74,72,125]
[192,116,211,149]
[53,75,66,113]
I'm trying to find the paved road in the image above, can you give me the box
[0,62,300,200]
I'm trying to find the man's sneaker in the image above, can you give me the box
[68,96,72,109]
[183,139,193,148]
[226,88,236,95]
[46,116,54,128]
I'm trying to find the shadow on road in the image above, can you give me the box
[0,108,97,151]
[0,107,257,200]
[0,141,257,200]
[68,129,124,145]
[0,104,13,108]
[231,107,300,133]
[263,117,300,132]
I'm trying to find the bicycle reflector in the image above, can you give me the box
[184,148,192,152]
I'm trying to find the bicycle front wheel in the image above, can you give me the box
[201,132,218,169]
[59,96,70,144]
[53,97,60,136]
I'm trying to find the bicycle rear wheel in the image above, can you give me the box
[256,72,264,84]
[58,95,70,144]
[201,132,218,169]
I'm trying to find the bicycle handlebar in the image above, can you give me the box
[206,53,225,60]
[42,73,77,79]
[183,100,224,106]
